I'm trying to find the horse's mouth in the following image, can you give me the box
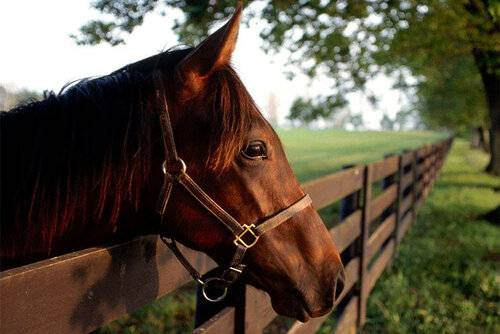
[268,287,333,323]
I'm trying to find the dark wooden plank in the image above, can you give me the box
[334,296,359,334]
[358,164,373,326]
[416,180,424,195]
[336,257,360,304]
[417,146,430,159]
[287,311,329,334]
[370,155,399,182]
[286,257,360,334]
[0,236,216,334]
[244,286,276,334]
[397,211,413,243]
[369,184,397,222]
[399,194,413,216]
[401,171,413,190]
[364,240,395,296]
[401,151,414,166]
[366,214,396,262]
[193,307,235,334]
[302,166,364,210]
[331,210,362,253]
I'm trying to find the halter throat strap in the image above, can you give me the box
[153,72,312,302]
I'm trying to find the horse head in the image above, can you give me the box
[146,5,345,321]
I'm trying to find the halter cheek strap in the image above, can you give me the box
[153,72,312,302]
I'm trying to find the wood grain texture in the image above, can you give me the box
[193,307,235,334]
[401,151,414,166]
[302,166,364,210]
[364,240,395,296]
[401,171,413,190]
[366,214,396,262]
[369,184,397,222]
[244,286,276,334]
[331,210,362,253]
[370,155,399,182]
[397,211,413,243]
[358,164,373,326]
[399,194,413,217]
[334,296,359,334]
[0,236,215,334]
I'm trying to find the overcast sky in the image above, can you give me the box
[0,1,405,129]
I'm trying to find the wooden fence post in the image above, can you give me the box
[358,164,372,327]
[381,154,396,222]
[394,153,404,254]
[340,165,361,263]
[194,272,246,333]
[411,150,418,223]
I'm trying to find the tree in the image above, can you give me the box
[265,93,279,128]
[76,1,500,174]
[380,113,396,131]
[349,113,364,130]
[287,95,347,126]
[0,85,42,111]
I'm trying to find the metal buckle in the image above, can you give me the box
[233,224,259,248]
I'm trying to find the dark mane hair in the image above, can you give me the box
[1,48,260,268]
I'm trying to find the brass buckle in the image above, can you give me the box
[234,224,259,248]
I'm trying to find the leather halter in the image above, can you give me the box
[153,73,312,302]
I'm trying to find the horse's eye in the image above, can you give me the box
[242,141,267,159]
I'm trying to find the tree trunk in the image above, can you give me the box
[473,49,500,175]
[478,126,490,153]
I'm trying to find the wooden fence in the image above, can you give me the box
[0,138,453,334]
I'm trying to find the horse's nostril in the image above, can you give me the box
[333,269,345,304]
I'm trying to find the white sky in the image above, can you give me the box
[0,1,404,129]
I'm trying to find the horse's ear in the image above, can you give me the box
[176,3,242,95]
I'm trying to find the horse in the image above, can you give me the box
[0,5,344,321]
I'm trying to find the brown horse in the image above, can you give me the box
[0,5,343,321]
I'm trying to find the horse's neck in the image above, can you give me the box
[1,89,159,269]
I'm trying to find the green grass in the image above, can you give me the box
[360,139,500,334]
[99,130,500,334]
[279,129,446,182]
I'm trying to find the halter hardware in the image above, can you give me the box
[234,224,259,248]
[201,277,229,303]
[153,72,312,303]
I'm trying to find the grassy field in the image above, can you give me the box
[360,139,500,334]
[278,129,446,182]
[100,130,499,333]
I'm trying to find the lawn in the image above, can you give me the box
[279,129,446,182]
[100,130,499,333]
[360,139,500,334]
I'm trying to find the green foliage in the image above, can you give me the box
[380,113,396,130]
[287,95,347,124]
[76,1,499,135]
[0,85,42,111]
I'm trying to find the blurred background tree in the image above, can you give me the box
[75,0,499,174]
[0,85,42,111]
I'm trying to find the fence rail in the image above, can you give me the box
[0,138,453,334]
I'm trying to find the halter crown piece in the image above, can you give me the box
[153,73,312,302]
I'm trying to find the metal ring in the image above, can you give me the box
[162,160,167,175]
[161,159,187,175]
[201,277,228,303]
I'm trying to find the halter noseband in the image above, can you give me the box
[153,73,312,302]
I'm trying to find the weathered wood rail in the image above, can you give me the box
[0,138,453,334]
